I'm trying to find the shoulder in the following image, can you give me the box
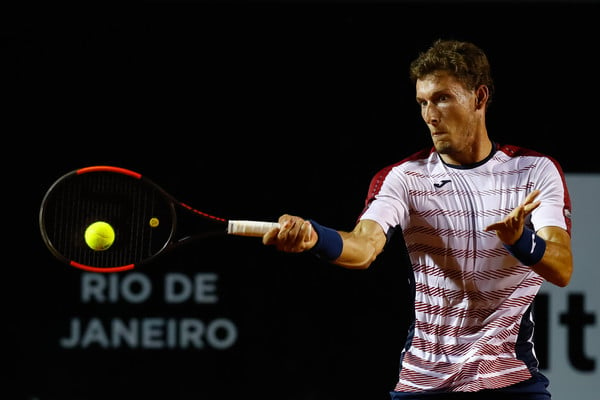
[373,147,435,177]
[496,143,566,173]
[497,143,560,163]
[366,147,435,196]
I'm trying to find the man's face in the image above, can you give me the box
[416,71,481,163]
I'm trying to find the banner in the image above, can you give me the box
[539,174,599,398]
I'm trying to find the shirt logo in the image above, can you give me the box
[434,180,451,188]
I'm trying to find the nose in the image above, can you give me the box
[423,103,439,126]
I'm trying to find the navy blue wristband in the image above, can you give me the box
[307,219,343,261]
[503,227,547,266]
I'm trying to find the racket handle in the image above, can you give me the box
[227,220,280,237]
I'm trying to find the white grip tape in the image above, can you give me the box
[227,220,280,237]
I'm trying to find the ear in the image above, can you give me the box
[475,85,489,110]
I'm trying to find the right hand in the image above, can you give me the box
[262,214,317,253]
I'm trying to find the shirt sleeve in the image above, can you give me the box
[359,168,410,236]
[530,157,572,235]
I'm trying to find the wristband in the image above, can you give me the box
[503,227,546,266]
[307,219,343,261]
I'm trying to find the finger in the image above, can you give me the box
[523,189,541,205]
[300,220,317,248]
[276,218,306,248]
[303,220,313,243]
[523,200,541,215]
[262,228,277,245]
[484,222,499,232]
[277,214,295,226]
[515,203,526,222]
[262,223,282,245]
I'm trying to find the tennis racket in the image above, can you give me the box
[39,165,280,273]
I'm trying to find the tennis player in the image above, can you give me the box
[263,39,573,399]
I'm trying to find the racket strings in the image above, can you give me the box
[41,171,174,269]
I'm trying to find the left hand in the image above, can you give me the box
[484,189,542,245]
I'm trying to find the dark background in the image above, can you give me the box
[5,1,599,399]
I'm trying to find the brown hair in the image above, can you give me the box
[409,39,495,108]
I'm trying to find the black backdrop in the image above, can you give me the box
[6,2,600,400]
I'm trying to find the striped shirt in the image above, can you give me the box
[359,143,572,393]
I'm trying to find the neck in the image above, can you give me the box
[439,137,494,166]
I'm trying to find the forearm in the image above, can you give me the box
[263,216,387,270]
[333,233,382,269]
[335,220,387,269]
[310,219,387,270]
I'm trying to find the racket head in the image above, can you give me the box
[39,166,177,272]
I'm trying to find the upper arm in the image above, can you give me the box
[534,225,573,287]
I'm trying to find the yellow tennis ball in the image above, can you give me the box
[84,221,115,251]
